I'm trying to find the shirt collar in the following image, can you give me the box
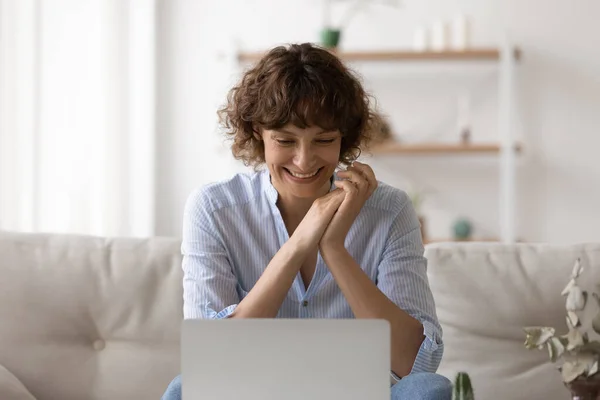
[261,168,279,205]
[261,168,338,206]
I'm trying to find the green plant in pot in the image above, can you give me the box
[523,259,600,399]
[452,218,473,241]
[320,28,342,49]
[453,372,475,400]
[320,0,402,49]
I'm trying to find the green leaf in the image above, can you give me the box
[453,372,475,400]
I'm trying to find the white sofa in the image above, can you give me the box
[428,242,600,399]
[0,230,598,399]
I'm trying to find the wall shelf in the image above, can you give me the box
[369,141,522,155]
[235,42,522,243]
[238,48,522,63]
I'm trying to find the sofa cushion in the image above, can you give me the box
[0,364,36,400]
[0,231,183,400]
[425,242,600,400]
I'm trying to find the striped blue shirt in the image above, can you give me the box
[182,168,443,375]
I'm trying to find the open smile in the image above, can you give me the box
[283,167,323,183]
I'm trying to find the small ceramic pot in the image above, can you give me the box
[320,28,341,49]
[567,375,600,400]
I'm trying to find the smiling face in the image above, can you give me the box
[261,124,341,200]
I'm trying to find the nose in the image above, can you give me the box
[293,142,315,172]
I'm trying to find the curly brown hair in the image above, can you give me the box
[218,42,376,168]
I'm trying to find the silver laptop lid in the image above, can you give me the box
[182,318,390,400]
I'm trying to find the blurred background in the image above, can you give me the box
[1,0,599,243]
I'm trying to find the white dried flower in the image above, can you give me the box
[562,279,576,296]
[523,258,600,385]
[524,327,555,349]
[566,285,587,311]
[571,258,583,279]
[593,293,600,335]
[588,360,599,377]
[564,316,585,351]
[567,311,580,327]
[547,337,565,362]
[562,361,587,383]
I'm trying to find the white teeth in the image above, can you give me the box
[288,169,319,178]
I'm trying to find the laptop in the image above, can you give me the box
[181,318,390,400]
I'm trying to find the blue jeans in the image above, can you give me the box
[161,372,452,400]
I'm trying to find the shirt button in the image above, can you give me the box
[302,300,308,307]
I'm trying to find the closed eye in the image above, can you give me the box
[316,139,336,144]
[276,139,294,145]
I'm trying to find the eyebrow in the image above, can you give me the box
[276,128,336,135]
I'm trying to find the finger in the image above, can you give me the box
[337,169,368,191]
[334,179,359,197]
[346,167,369,193]
[322,187,344,199]
[345,165,365,178]
[313,189,345,219]
[351,161,378,193]
[322,188,345,206]
[351,162,375,185]
[329,188,346,203]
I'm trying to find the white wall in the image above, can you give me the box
[1,0,156,237]
[156,0,600,243]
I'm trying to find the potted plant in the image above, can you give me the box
[320,0,402,49]
[523,259,600,399]
[453,372,475,400]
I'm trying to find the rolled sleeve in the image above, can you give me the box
[376,192,444,375]
[410,320,443,374]
[182,188,241,320]
[205,304,238,319]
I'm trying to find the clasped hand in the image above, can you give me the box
[295,161,378,252]
[322,161,378,249]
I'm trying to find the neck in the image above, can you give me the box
[277,195,313,224]
[276,180,331,231]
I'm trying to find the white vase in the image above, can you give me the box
[450,14,470,50]
[412,26,429,52]
[430,19,448,52]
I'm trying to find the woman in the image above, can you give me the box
[162,42,451,400]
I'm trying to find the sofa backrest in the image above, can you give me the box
[425,242,600,400]
[4,231,600,400]
[0,231,183,400]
